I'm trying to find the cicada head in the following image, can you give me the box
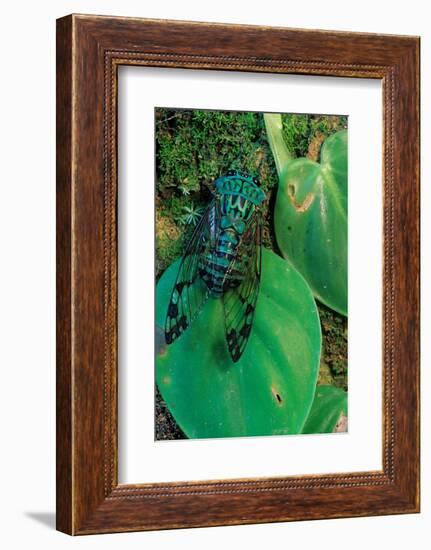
[214,170,265,206]
[214,170,265,230]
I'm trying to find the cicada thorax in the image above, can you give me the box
[198,172,265,298]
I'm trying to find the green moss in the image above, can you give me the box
[317,303,348,390]
[156,108,281,254]
[156,108,278,195]
[155,213,183,278]
[281,114,348,159]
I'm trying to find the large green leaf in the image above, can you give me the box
[302,385,348,434]
[264,114,347,315]
[156,248,321,439]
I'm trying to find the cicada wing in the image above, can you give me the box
[164,201,217,345]
[222,214,262,362]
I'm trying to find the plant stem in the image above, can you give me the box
[263,113,294,177]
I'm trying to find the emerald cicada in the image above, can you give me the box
[165,170,266,362]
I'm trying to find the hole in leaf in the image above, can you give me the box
[271,386,283,405]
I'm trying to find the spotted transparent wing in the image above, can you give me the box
[222,214,262,362]
[164,201,217,345]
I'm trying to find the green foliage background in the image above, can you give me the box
[155,108,347,439]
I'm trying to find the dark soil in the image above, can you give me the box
[155,387,186,440]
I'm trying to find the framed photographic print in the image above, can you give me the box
[153,105,347,442]
[56,14,420,534]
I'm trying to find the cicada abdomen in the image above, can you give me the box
[165,170,265,362]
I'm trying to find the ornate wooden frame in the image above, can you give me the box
[56,14,420,534]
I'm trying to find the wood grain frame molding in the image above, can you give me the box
[56,14,420,534]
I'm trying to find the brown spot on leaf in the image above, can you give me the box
[288,185,316,213]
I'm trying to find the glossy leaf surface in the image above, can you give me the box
[265,114,347,315]
[301,385,348,434]
[156,249,321,439]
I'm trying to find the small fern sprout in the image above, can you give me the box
[179,202,205,226]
